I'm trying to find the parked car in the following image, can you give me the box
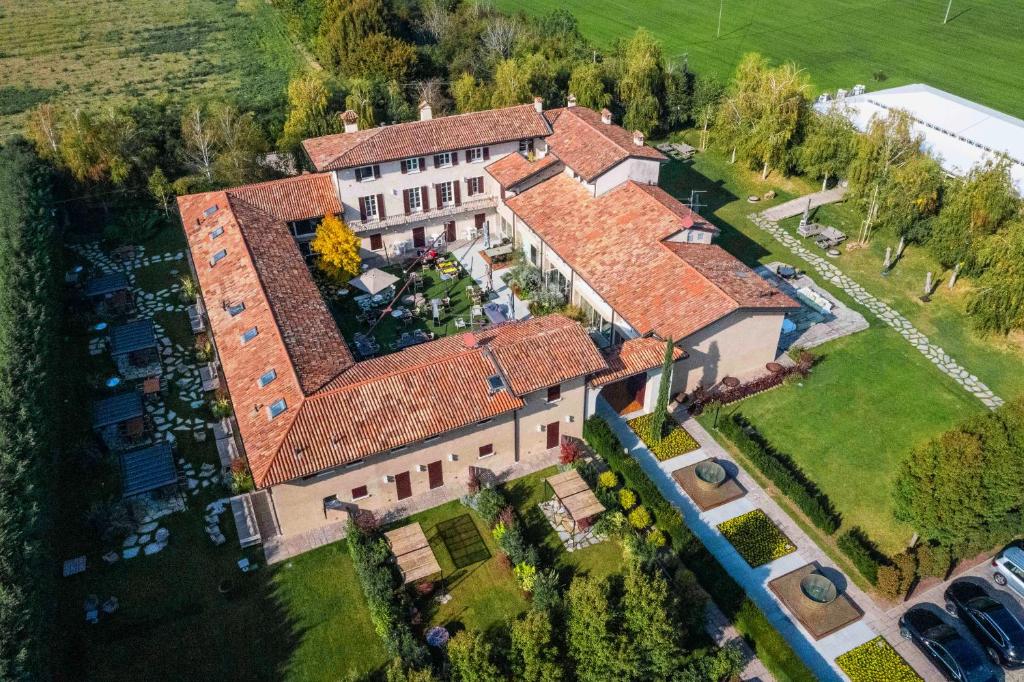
[992,547,1024,598]
[899,605,996,682]
[945,579,1024,667]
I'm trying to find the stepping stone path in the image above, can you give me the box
[205,498,230,546]
[750,209,1003,410]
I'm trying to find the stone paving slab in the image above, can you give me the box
[751,208,1002,409]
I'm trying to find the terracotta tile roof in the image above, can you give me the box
[226,173,341,223]
[485,151,561,189]
[303,104,553,171]
[664,243,801,311]
[544,106,666,182]
[261,315,604,486]
[634,183,718,233]
[590,338,685,388]
[506,175,797,340]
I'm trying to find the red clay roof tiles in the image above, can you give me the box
[590,338,685,388]
[485,151,561,189]
[303,104,552,171]
[544,106,666,182]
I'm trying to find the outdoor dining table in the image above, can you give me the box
[483,303,507,325]
[391,307,410,319]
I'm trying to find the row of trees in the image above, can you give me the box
[0,139,61,679]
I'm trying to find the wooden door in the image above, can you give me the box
[474,213,486,229]
[628,373,647,407]
[395,471,412,500]
[444,221,456,242]
[412,226,426,248]
[427,461,443,489]
[546,421,560,449]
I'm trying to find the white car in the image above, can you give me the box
[992,547,1024,598]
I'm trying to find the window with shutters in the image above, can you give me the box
[519,139,533,154]
[407,186,423,212]
[439,181,454,207]
[467,147,484,163]
[434,152,453,168]
[467,177,483,196]
[404,157,422,173]
[360,195,379,220]
[547,384,561,402]
[355,166,376,182]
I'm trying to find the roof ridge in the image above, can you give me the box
[321,128,384,172]
[225,172,331,196]
[659,241,740,309]
[308,345,483,400]
[565,106,630,151]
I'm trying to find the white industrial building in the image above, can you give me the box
[817,83,1024,193]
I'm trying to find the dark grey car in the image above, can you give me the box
[900,605,997,682]
[945,580,1024,668]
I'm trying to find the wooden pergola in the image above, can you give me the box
[546,469,605,532]
[384,522,442,585]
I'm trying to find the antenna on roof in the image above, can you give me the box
[684,190,707,214]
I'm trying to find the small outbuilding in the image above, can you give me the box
[119,441,178,498]
[109,319,161,379]
[83,272,134,316]
[93,392,147,450]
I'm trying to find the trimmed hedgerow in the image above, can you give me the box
[715,413,840,534]
[837,526,887,584]
[836,636,921,682]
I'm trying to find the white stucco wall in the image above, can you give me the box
[593,158,662,196]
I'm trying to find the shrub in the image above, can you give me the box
[836,636,921,682]
[717,510,797,568]
[514,562,537,592]
[716,414,840,534]
[647,528,667,548]
[893,551,917,596]
[837,527,885,584]
[628,413,700,461]
[876,565,903,601]
[597,470,618,489]
[629,506,651,529]
[179,274,197,302]
[619,488,637,510]
[85,498,133,542]
[916,543,951,579]
[491,521,508,543]
[530,568,560,611]
[560,438,581,465]
[471,487,505,525]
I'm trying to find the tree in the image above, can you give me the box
[893,397,1024,553]
[48,107,138,185]
[452,73,493,113]
[24,103,63,161]
[967,220,1024,333]
[509,610,563,682]
[280,72,341,153]
[311,214,362,284]
[385,659,438,682]
[568,62,610,110]
[447,630,502,682]
[617,28,664,135]
[799,107,857,190]
[384,80,414,124]
[565,576,623,681]
[491,58,533,108]
[147,167,174,216]
[346,33,417,81]
[482,16,521,60]
[345,79,378,130]
[209,104,268,187]
[692,74,724,151]
[317,0,388,71]
[622,561,683,679]
[180,105,218,184]
[874,154,944,240]
[648,337,674,444]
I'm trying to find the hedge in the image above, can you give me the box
[715,414,841,534]
[583,416,816,682]
[837,527,888,585]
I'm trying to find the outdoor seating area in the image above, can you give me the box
[385,522,443,585]
[93,391,149,450]
[108,318,161,380]
[545,469,605,534]
[768,562,864,640]
[83,272,135,317]
[671,458,747,511]
[118,441,178,499]
[326,261,491,358]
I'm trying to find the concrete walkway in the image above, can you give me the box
[760,186,847,222]
[750,205,1003,409]
[596,400,938,681]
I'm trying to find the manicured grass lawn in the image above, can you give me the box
[716,328,982,554]
[327,264,481,357]
[401,499,530,635]
[0,0,303,135]
[494,0,1024,119]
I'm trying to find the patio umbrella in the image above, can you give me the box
[349,268,399,295]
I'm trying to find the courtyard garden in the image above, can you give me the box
[628,413,701,462]
[718,509,797,568]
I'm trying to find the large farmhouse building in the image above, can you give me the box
[178,98,796,557]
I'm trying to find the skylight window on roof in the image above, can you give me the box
[210,226,224,239]
[227,302,245,317]
[203,205,219,218]
[258,368,277,387]
[486,374,505,393]
[210,249,227,266]
[268,398,287,419]
[241,327,258,344]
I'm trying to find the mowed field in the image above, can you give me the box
[0,0,304,136]
[494,0,1024,118]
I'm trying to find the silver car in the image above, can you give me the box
[992,547,1024,598]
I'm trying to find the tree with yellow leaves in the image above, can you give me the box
[311,214,362,283]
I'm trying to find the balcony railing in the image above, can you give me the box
[349,196,497,233]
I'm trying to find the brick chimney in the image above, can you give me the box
[419,101,432,121]
[566,93,577,108]
[341,110,359,133]
[600,108,612,124]
[633,130,645,147]
[533,96,543,113]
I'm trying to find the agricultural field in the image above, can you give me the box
[0,0,305,136]
[493,0,1024,118]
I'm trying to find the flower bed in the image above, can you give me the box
[717,509,796,567]
[836,636,921,682]
[628,413,700,461]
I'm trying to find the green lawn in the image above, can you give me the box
[714,328,981,554]
[494,0,1024,118]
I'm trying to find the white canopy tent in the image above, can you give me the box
[349,268,400,295]
[818,83,1024,194]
